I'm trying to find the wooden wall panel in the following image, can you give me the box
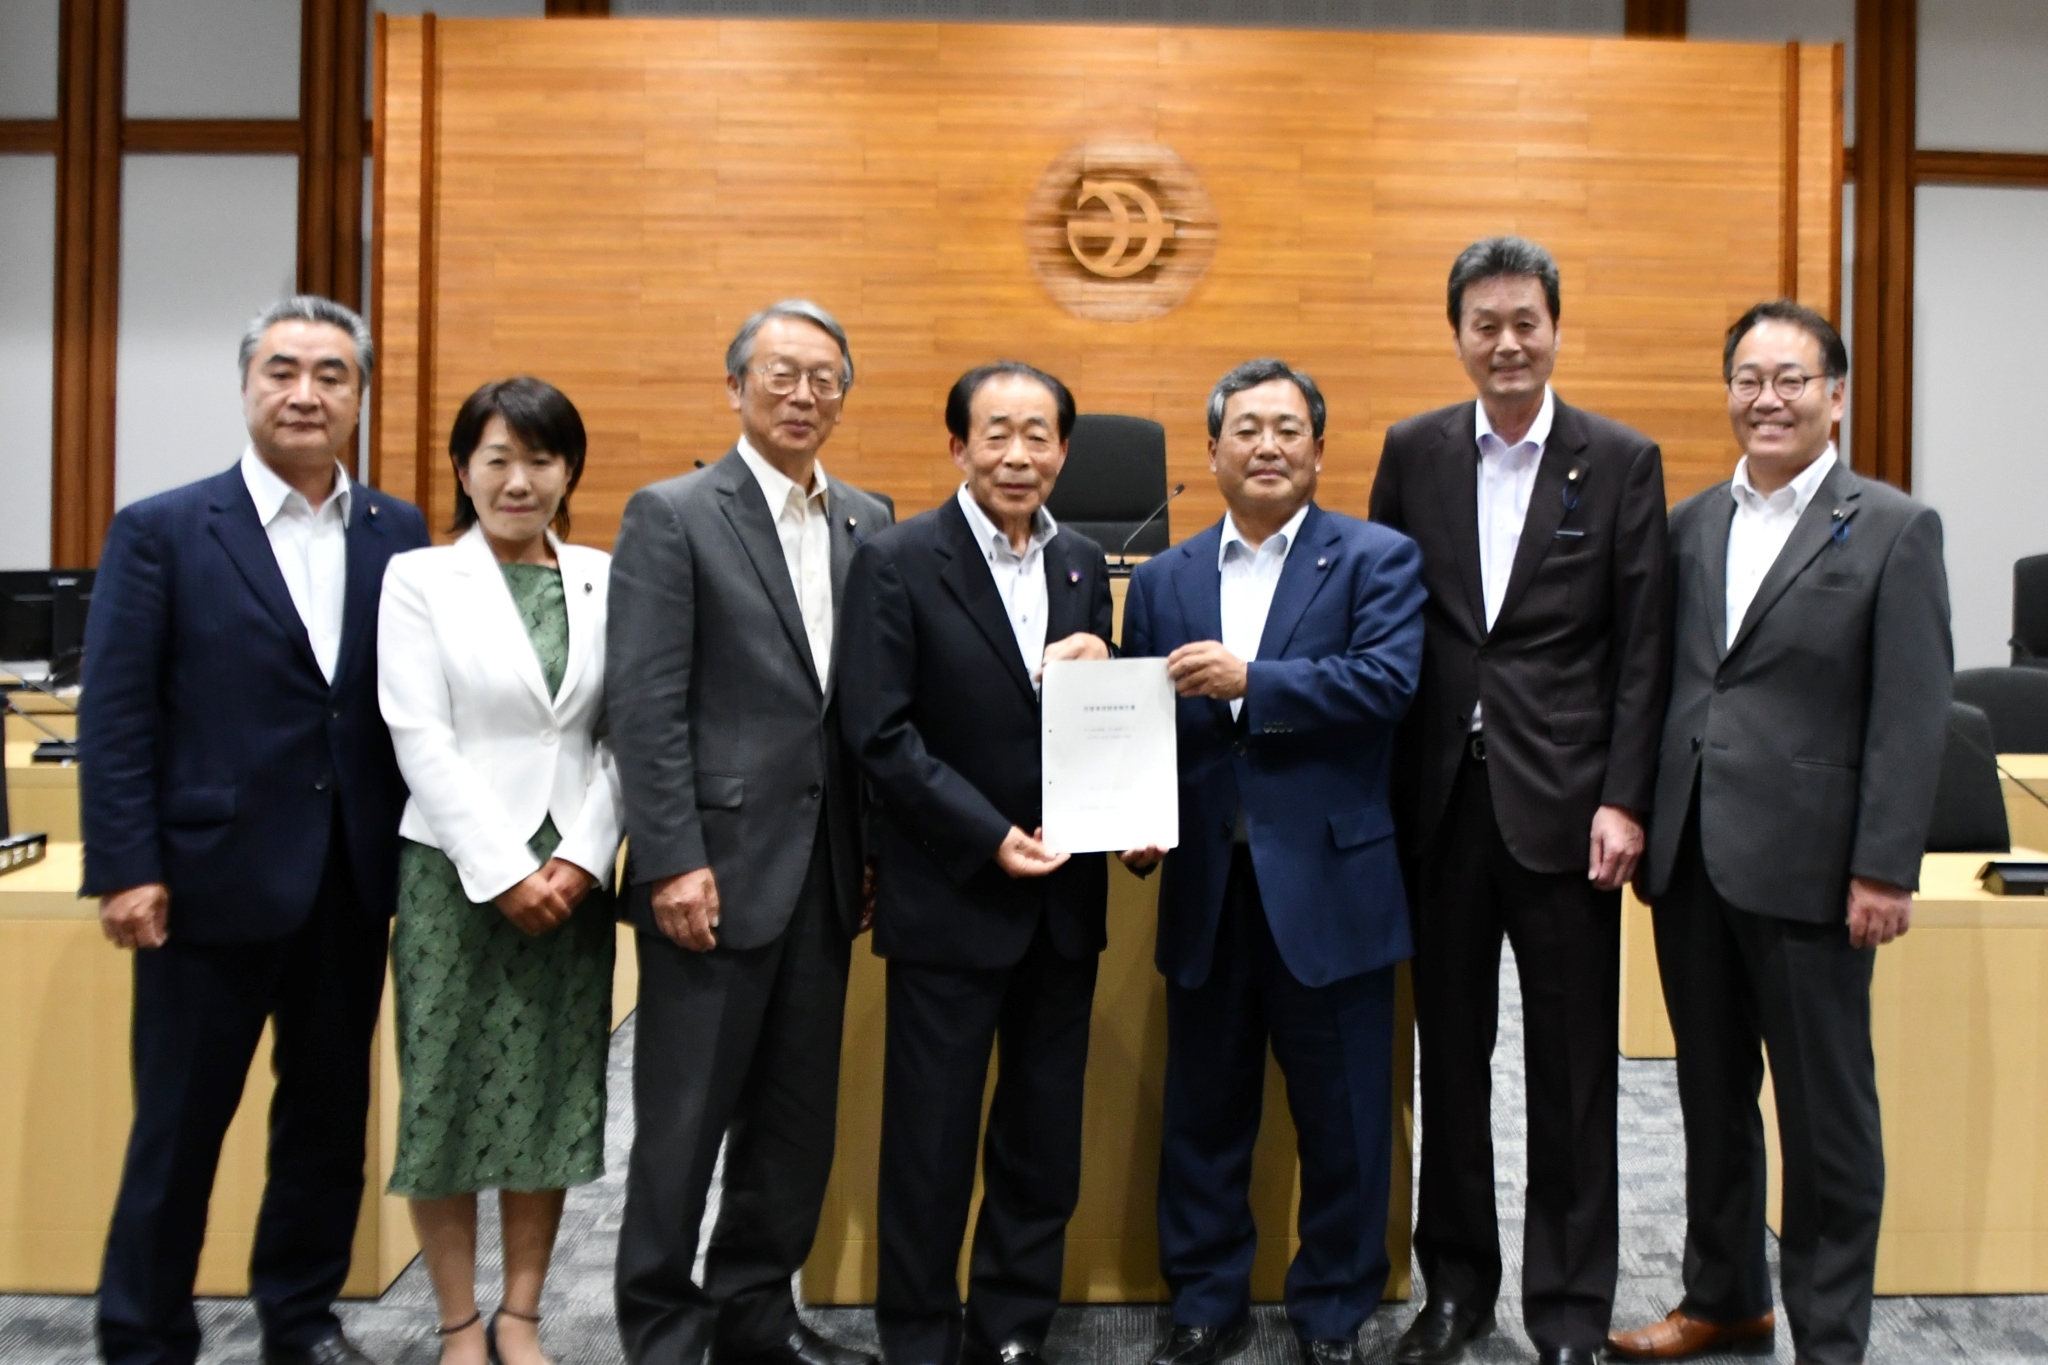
[1796,43,1846,321]
[382,20,1837,550]
[371,16,426,500]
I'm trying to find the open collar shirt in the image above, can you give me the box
[737,435,835,683]
[240,446,352,683]
[1217,501,1310,720]
[956,483,1057,683]
[1469,386,1554,728]
[1725,444,1837,651]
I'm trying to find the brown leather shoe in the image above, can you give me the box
[1605,1308,1775,1360]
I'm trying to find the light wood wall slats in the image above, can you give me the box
[380,20,1838,551]
[371,16,430,507]
[1796,44,1846,323]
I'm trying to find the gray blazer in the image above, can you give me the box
[605,447,894,948]
[1644,458,1952,921]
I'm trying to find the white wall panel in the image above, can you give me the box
[0,0,61,118]
[1919,0,2048,154]
[115,157,299,509]
[0,159,57,570]
[125,0,300,118]
[1913,186,2048,669]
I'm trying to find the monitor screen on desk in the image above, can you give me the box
[0,570,95,679]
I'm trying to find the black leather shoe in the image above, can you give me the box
[1534,1350,1598,1365]
[262,1332,378,1365]
[1299,1340,1363,1365]
[1151,1319,1252,1365]
[715,1325,879,1365]
[1392,1299,1495,1365]
[992,1345,1046,1365]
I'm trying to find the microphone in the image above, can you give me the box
[1117,483,1186,564]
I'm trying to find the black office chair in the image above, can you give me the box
[1046,414,1170,557]
[1924,701,2010,854]
[2015,554,2048,667]
[1953,667,2048,755]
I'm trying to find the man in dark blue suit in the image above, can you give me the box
[1121,360,1426,1365]
[80,296,428,1365]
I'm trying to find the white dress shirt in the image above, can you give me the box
[956,484,1056,679]
[737,436,835,683]
[1470,387,1554,729]
[1725,445,1837,650]
[240,446,351,683]
[1475,386,1555,631]
[1217,502,1310,720]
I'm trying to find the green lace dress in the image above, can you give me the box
[387,562,615,1199]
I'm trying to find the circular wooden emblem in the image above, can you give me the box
[1027,139,1218,323]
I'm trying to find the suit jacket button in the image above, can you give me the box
[807,783,822,799]
[1220,822,1232,837]
[314,776,330,792]
[1690,736,1702,752]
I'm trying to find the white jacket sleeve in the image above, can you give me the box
[552,737,623,885]
[378,557,544,902]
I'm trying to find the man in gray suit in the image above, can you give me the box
[608,300,892,1365]
[1607,301,1951,1365]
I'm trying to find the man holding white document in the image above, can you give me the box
[838,361,1115,1365]
[1121,360,1427,1365]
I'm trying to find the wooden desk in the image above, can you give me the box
[0,842,640,1296]
[1622,757,2048,1061]
[1618,885,1675,1059]
[1755,849,2048,1293]
[6,742,80,843]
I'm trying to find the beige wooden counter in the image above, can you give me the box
[1623,760,2048,1061]
[0,842,639,1296]
[6,741,80,843]
[1753,849,2048,1293]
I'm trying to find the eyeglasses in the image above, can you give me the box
[752,364,846,401]
[1728,369,1829,403]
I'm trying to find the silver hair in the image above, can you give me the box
[238,295,374,384]
[724,299,854,390]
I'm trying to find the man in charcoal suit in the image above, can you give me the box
[608,300,891,1365]
[1608,301,1951,1365]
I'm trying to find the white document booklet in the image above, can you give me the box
[1040,656,1180,856]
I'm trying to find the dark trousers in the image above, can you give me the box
[617,826,851,1365]
[97,828,388,1365]
[1411,751,1619,1353]
[875,921,1099,1365]
[1653,798,1882,1365]
[1158,847,1398,1344]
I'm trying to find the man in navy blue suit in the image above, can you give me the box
[1121,360,1426,1365]
[80,296,428,1365]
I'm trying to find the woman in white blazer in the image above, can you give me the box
[377,377,620,1365]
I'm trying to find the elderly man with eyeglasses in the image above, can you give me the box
[608,301,893,1365]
